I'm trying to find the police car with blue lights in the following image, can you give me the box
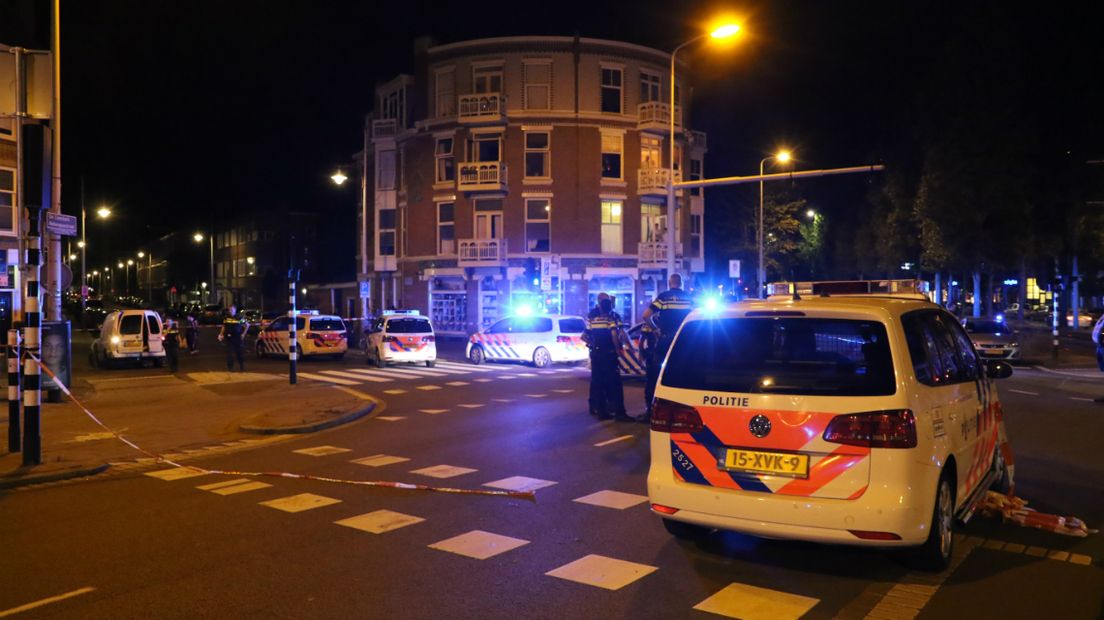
[647,280,1015,570]
[255,310,348,359]
[466,311,589,368]
[365,310,437,368]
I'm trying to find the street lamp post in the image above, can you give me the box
[194,233,215,305]
[758,150,791,298]
[138,251,152,304]
[666,23,741,279]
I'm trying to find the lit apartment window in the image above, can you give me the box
[640,70,661,103]
[435,138,455,183]
[0,167,13,233]
[600,200,623,254]
[379,208,396,256]
[438,202,455,255]
[690,159,702,196]
[378,150,396,190]
[691,214,702,257]
[525,199,551,253]
[641,135,662,168]
[601,67,622,114]
[601,134,622,179]
[525,132,550,178]
[524,61,552,110]
[436,68,455,117]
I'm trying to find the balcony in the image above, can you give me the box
[637,242,683,269]
[637,167,682,195]
[637,102,682,133]
[371,118,397,140]
[457,162,507,192]
[458,93,506,124]
[687,129,707,151]
[458,238,508,267]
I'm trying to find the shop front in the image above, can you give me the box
[428,275,468,335]
[587,274,636,324]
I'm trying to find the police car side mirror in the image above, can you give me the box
[986,360,1013,380]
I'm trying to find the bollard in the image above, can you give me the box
[23,235,42,465]
[288,279,297,385]
[7,329,20,453]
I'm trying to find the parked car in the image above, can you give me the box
[466,314,589,368]
[89,309,166,368]
[81,298,109,330]
[199,304,224,324]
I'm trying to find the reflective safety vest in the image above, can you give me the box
[586,310,622,352]
[222,317,245,341]
[649,288,693,339]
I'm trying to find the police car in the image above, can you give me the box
[647,280,1014,570]
[365,311,437,368]
[255,310,348,359]
[467,314,589,368]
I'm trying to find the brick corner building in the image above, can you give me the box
[358,36,708,334]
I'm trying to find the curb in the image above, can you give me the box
[1029,365,1103,379]
[239,401,376,435]
[0,462,111,490]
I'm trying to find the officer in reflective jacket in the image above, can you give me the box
[584,293,630,421]
[641,274,693,420]
[218,305,250,372]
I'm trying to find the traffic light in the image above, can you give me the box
[523,258,539,289]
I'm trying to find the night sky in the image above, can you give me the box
[3,1,1102,280]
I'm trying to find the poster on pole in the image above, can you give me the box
[728,259,741,279]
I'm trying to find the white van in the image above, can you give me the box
[90,310,166,368]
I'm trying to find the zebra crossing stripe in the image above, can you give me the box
[377,367,442,378]
[436,361,494,373]
[320,370,391,383]
[296,372,362,386]
[407,367,468,376]
[343,368,403,381]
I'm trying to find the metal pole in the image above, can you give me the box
[46,0,63,322]
[288,279,297,385]
[666,48,677,279]
[80,177,86,311]
[209,235,215,305]
[13,47,25,325]
[360,115,369,320]
[7,329,20,453]
[674,164,887,190]
[23,221,42,465]
[758,157,767,298]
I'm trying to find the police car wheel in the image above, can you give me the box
[425,360,436,368]
[662,518,710,540]
[255,343,265,358]
[909,471,955,571]
[989,447,1013,495]
[374,349,386,368]
[532,347,551,368]
[469,346,485,365]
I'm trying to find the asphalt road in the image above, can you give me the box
[1,335,1102,619]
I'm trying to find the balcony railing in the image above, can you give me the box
[637,102,682,133]
[457,162,507,192]
[458,238,508,267]
[371,118,397,139]
[458,93,505,123]
[637,242,683,269]
[638,167,682,195]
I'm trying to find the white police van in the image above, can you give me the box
[466,313,588,368]
[647,280,1014,570]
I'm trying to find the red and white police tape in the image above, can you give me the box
[979,491,1098,537]
[27,353,536,501]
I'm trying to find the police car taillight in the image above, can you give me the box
[651,399,704,434]
[823,410,917,449]
[422,335,435,343]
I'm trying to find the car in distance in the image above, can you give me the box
[89,309,166,368]
[466,314,588,368]
[365,310,437,368]
[962,316,1020,362]
[255,310,348,359]
[647,280,1014,571]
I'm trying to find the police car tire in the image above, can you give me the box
[662,518,710,540]
[989,447,1013,495]
[469,346,485,365]
[255,343,265,359]
[909,471,955,572]
[532,347,551,368]
[374,349,386,368]
[425,360,436,368]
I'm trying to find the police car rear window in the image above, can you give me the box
[559,318,586,333]
[309,318,344,332]
[510,317,553,333]
[387,318,432,333]
[662,318,896,396]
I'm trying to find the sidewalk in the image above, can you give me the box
[0,371,376,490]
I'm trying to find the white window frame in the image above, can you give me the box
[690,158,702,196]
[435,137,455,184]
[600,132,623,180]
[640,135,662,168]
[472,64,504,94]
[640,69,662,103]
[523,60,552,110]
[378,208,397,256]
[0,165,14,236]
[467,132,502,163]
[690,213,703,258]
[600,65,623,114]
[525,198,551,254]
[437,201,456,256]
[600,199,623,254]
[377,150,396,190]
[435,67,456,118]
[524,130,551,179]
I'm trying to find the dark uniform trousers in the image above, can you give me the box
[164,328,180,372]
[642,329,659,414]
[589,348,626,417]
[223,318,246,371]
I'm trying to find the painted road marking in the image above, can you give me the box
[457,404,484,409]
[260,493,342,513]
[1070,397,1095,402]
[483,476,557,492]
[492,398,514,403]
[429,530,530,560]
[474,378,493,383]
[437,361,495,373]
[383,389,407,395]
[416,385,442,391]
[346,368,403,380]
[693,583,819,620]
[517,372,538,377]
[336,510,425,534]
[145,467,208,481]
[351,454,410,467]
[296,372,361,386]
[497,375,517,380]
[211,481,272,496]
[323,369,391,383]
[573,490,648,510]
[375,416,406,422]
[1008,389,1040,396]
[546,554,658,591]
[381,367,446,378]
[197,478,253,491]
[411,464,477,479]
[594,435,633,447]
[446,381,470,386]
[293,446,351,457]
[526,393,547,398]
[0,587,96,618]
[552,389,575,393]
[419,409,449,415]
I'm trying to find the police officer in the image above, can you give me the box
[163,316,182,373]
[218,304,250,372]
[640,273,693,421]
[584,293,630,421]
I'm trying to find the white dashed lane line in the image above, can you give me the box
[1007,389,1040,396]
[594,435,633,447]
